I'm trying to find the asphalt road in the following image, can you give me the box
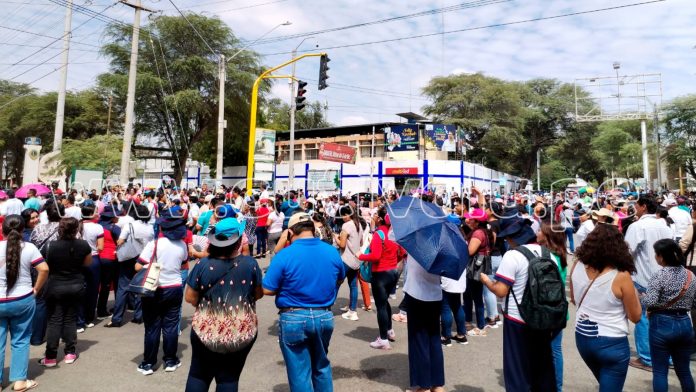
[7,255,690,392]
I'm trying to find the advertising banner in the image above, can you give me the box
[384,125,419,152]
[254,128,276,163]
[318,142,357,164]
[424,124,457,151]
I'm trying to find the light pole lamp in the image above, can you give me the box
[215,21,292,187]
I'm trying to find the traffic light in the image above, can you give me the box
[318,54,330,90]
[295,80,307,111]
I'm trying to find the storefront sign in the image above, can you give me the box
[318,142,357,164]
[384,125,419,152]
[386,167,419,176]
[424,124,457,151]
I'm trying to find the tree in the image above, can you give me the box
[48,134,122,178]
[260,98,331,131]
[98,14,268,182]
[662,95,696,179]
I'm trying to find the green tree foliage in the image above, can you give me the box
[48,134,122,177]
[662,95,696,179]
[98,14,268,182]
[260,98,331,131]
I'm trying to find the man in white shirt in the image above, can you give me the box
[575,209,596,248]
[63,195,82,220]
[665,198,692,241]
[1,190,24,216]
[259,183,270,201]
[624,196,674,370]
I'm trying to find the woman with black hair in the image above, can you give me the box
[20,209,39,242]
[184,217,262,391]
[39,218,92,368]
[0,215,49,391]
[643,239,696,392]
[335,205,367,321]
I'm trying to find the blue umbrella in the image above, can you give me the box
[387,197,469,280]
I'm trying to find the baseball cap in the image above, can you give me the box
[288,212,312,229]
[463,208,488,222]
[207,217,246,247]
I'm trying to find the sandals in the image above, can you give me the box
[361,305,372,311]
[13,380,38,392]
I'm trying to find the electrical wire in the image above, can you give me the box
[165,0,218,57]
[0,24,103,48]
[261,0,667,56]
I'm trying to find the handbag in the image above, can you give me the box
[127,239,161,297]
[465,229,492,281]
[117,223,141,261]
[359,230,385,283]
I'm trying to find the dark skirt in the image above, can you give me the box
[405,293,445,389]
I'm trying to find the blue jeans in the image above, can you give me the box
[634,282,652,366]
[30,294,46,345]
[575,333,630,392]
[0,295,36,383]
[343,265,358,311]
[441,291,465,338]
[649,313,695,392]
[565,228,575,252]
[178,269,189,333]
[552,330,563,392]
[484,255,502,318]
[141,287,183,366]
[78,255,101,327]
[278,309,334,392]
[112,258,142,325]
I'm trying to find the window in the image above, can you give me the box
[359,140,383,158]
[304,143,318,160]
[276,146,289,162]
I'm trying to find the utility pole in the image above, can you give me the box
[536,148,541,192]
[216,55,225,186]
[119,0,154,186]
[653,104,662,190]
[640,119,650,190]
[288,52,297,190]
[53,0,73,152]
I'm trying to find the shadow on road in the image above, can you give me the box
[452,385,485,392]
[129,341,189,369]
[344,326,380,342]
[333,352,408,388]
[18,339,100,382]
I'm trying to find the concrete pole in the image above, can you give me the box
[53,0,73,152]
[216,55,225,186]
[288,49,297,190]
[640,119,650,189]
[653,105,662,190]
[119,0,143,185]
[537,148,541,192]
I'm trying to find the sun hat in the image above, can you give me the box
[497,217,536,245]
[463,208,488,222]
[75,195,85,206]
[100,205,118,220]
[207,217,246,247]
[662,198,677,207]
[288,212,312,229]
[591,208,615,221]
[157,208,187,241]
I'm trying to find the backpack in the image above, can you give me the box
[507,246,567,331]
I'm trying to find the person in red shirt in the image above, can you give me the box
[359,207,405,350]
[255,199,270,258]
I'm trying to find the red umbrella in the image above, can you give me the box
[15,183,52,198]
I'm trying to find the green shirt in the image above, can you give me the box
[551,252,569,320]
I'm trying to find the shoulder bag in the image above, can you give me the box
[116,223,141,261]
[359,230,385,283]
[127,239,161,297]
[465,229,492,281]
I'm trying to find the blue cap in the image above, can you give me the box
[208,217,246,247]
[215,204,239,219]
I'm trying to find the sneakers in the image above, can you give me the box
[485,317,499,329]
[452,335,469,345]
[64,353,78,364]
[164,360,182,372]
[361,305,373,311]
[441,337,452,347]
[369,337,391,350]
[86,323,95,328]
[468,328,487,337]
[339,306,349,312]
[392,313,407,323]
[387,329,396,342]
[96,312,112,321]
[341,310,359,321]
[137,363,154,376]
[39,358,57,368]
[76,327,85,334]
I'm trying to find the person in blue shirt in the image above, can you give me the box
[262,212,345,392]
[280,191,301,230]
[23,189,41,212]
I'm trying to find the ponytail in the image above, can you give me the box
[2,215,25,294]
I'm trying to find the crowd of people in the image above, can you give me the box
[0,181,694,391]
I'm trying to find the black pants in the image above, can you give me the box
[45,281,84,359]
[503,318,557,392]
[97,259,118,317]
[185,332,256,392]
[141,287,182,366]
[405,293,444,389]
[371,269,398,340]
[255,227,268,255]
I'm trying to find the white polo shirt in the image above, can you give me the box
[81,222,104,256]
[138,237,187,289]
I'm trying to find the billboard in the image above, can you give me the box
[424,124,457,151]
[384,125,419,152]
[254,128,276,163]
[318,142,357,164]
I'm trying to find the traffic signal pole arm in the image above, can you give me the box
[245,53,326,191]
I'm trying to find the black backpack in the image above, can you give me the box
[506,246,568,331]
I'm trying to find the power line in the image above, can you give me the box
[0,41,101,52]
[262,0,667,56]
[166,0,218,57]
[0,25,103,49]
[253,0,508,46]
[163,0,289,12]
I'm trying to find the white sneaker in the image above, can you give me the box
[369,337,391,350]
[387,329,396,341]
[341,310,359,321]
[86,323,95,328]
[76,328,85,334]
[339,306,349,312]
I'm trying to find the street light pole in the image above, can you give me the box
[53,0,72,152]
[288,36,315,190]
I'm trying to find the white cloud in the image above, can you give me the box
[2,0,695,128]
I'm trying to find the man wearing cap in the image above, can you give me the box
[479,217,558,391]
[262,212,345,392]
[625,196,674,371]
[575,209,596,248]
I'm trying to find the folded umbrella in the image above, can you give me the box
[15,183,52,198]
[387,197,468,280]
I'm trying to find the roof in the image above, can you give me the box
[275,122,403,141]
[396,112,429,122]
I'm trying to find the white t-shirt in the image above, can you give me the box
[138,237,187,289]
[0,241,44,300]
[404,255,443,301]
[340,220,363,270]
[268,211,284,234]
[81,222,104,255]
[65,206,82,221]
[669,207,692,239]
[116,215,135,229]
[576,220,595,248]
[441,269,467,293]
[2,199,24,216]
[495,244,543,324]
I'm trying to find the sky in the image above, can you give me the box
[1,0,695,127]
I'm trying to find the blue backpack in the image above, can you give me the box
[359,230,385,283]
